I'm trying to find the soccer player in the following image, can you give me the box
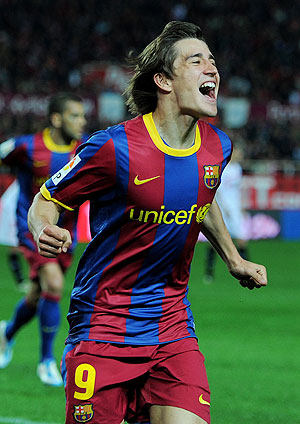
[28,22,267,423]
[0,92,87,386]
[0,178,27,288]
[203,144,249,283]
[8,246,26,288]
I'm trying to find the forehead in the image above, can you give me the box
[63,100,84,114]
[174,38,212,62]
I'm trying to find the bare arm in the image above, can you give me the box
[202,199,267,289]
[28,193,72,258]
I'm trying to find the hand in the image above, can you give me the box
[228,259,268,290]
[36,225,72,258]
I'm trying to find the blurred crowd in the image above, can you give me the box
[0,0,299,160]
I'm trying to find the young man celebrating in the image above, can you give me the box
[28,22,267,423]
[0,93,87,386]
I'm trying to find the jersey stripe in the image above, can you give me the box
[87,124,132,342]
[208,123,232,171]
[158,153,200,341]
[124,131,166,344]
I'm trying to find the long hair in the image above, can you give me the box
[123,21,205,116]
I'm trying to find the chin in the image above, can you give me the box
[184,105,217,119]
[205,107,218,117]
[198,110,217,119]
[208,111,218,118]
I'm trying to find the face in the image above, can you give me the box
[60,100,87,140]
[169,38,220,118]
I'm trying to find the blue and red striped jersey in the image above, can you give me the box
[41,113,232,345]
[0,128,88,250]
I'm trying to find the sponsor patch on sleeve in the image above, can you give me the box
[52,154,81,186]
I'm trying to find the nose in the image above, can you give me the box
[203,59,218,76]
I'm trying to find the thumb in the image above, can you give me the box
[252,266,268,286]
[60,231,72,253]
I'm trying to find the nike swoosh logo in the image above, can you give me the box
[199,394,210,406]
[134,175,160,185]
[33,160,48,167]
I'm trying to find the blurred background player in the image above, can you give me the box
[203,143,248,284]
[0,92,87,386]
[8,246,26,288]
[0,178,27,289]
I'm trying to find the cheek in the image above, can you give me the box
[63,121,76,135]
[216,74,220,91]
[66,120,76,130]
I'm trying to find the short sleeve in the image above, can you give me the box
[41,131,117,211]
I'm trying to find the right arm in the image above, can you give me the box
[28,193,72,258]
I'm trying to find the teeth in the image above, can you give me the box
[200,82,216,89]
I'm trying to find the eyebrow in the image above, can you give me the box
[186,53,216,62]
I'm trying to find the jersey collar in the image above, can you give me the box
[142,112,201,157]
[43,128,77,153]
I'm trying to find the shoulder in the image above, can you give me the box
[198,120,231,141]
[77,117,143,156]
[80,133,90,144]
[0,134,34,159]
[76,124,124,159]
[198,120,232,157]
[84,124,123,147]
[83,118,140,147]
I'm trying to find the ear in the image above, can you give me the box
[153,73,172,93]
[50,112,62,129]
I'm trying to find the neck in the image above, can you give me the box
[49,127,71,146]
[152,109,198,149]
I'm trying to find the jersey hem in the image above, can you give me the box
[65,335,198,346]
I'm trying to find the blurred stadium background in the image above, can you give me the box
[1,0,300,240]
[0,1,299,423]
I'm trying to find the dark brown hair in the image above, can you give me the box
[48,92,83,123]
[123,21,205,115]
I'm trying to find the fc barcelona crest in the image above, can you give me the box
[203,165,220,189]
[74,404,94,422]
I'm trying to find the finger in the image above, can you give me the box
[239,278,260,290]
[39,251,59,258]
[250,276,264,288]
[38,246,60,258]
[38,226,72,254]
[38,240,62,256]
[239,279,248,288]
[39,226,71,250]
[62,241,71,253]
[39,232,64,248]
[245,280,255,290]
[61,233,72,253]
[252,267,267,286]
[41,225,67,244]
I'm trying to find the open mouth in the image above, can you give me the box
[199,81,216,100]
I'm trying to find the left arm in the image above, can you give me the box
[201,199,267,290]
